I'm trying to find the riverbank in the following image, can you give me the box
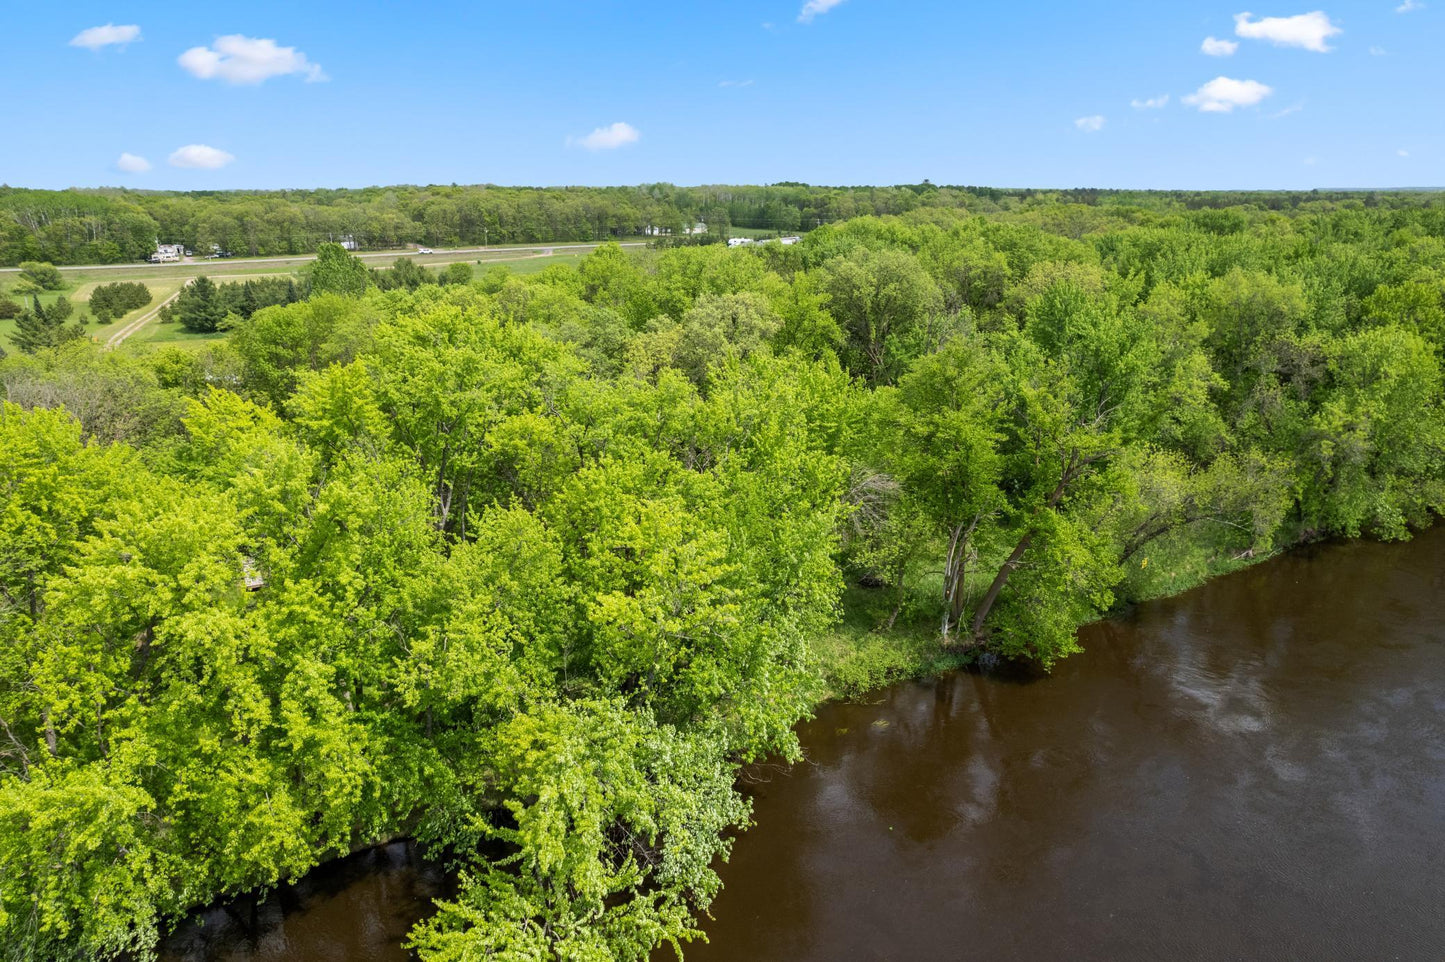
[156,523,1445,961]
[810,521,1296,699]
[688,522,1445,961]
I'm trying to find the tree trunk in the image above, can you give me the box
[968,461,1081,646]
[940,515,981,641]
[42,710,57,758]
[969,531,1035,643]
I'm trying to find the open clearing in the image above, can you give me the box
[1,246,601,350]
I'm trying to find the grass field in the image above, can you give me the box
[0,275,188,350]
[0,248,594,351]
[123,322,228,351]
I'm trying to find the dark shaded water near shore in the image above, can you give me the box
[162,527,1445,961]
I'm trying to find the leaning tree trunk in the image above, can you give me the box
[966,456,1088,647]
[968,530,1035,645]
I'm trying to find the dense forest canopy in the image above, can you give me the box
[2,193,1444,961]
[3,181,1441,264]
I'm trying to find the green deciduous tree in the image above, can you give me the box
[18,261,64,291]
[310,242,372,297]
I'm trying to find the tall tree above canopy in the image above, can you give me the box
[819,247,946,384]
[310,243,371,298]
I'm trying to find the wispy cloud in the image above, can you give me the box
[1183,76,1274,113]
[1398,148,1410,157]
[70,24,141,50]
[115,153,151,173]
[1131,95,1170,110]
[1370,45,1388,55]
[1396,0,1424,12]
[1202,36,1239,56]
[1234,11,1342,52]
[798,0,846,24]
[570,122,641,151]
[719,79,755,88]
[1075,115,1106,132]
[169,144,235,169]
[1270,102,1305,118]
[179,35,327,84]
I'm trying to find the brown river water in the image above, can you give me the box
[161,527,1445,961]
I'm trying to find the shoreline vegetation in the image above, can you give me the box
[2,187,1443,962]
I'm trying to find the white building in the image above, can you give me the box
[779,236,802,245]
[727,237,756,248]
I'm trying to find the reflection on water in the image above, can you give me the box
[160,842,449,962]
[161,528,1445,962]
[686,528,1445,962]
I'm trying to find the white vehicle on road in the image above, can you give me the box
[416,247,434,255]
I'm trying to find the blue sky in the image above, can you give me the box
[0,0,1438,190]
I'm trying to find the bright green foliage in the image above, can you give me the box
[18,261,64,291]
[229,294,375,405]
[3,194,1445,962]
[673,292,782,385]
[374,257,437,291]
[440,262,474,286]
[309,242,372,297]
[1302,325,1445,537]
[820,247,947,384]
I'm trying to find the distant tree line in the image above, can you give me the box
[6,182,1439,266]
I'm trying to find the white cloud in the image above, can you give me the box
[1183,76,1274,112]
[1370,45,1388,55]
[115,153,151,173]
[178,35,327,85]
[70,24,141,50]
[1234,12,1342,52]
[1396,0,1424,11]
[1074,115,1106,132]
[1202,36,1239,56]
[798,0,845,23]
[168,144,236,169]
[1398,148,1410,157]
[1131,95,1170,109]
[1270,102,1305,117]
[719,79,755,87]
[1304,156,1318,165]
[571,122,640,151]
